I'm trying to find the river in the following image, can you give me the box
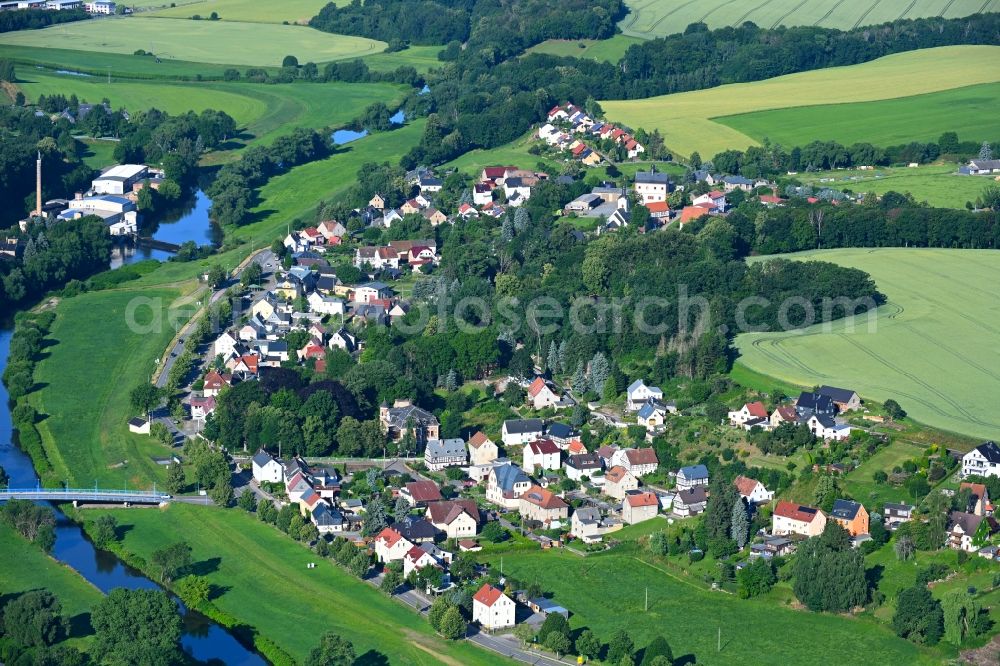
[331,108,406,146]
[0,327,264,663]
[110,189,221,269]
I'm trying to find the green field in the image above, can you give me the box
[146,0,335,23]
[28,288,190,487]
[17,69,405,156]
[88,504,503,665]
[795,163,996,209]
[484,549,945,665]
[619,0,1000,39]
[0,524,103,651]
[600,46,1000,157]
[736,248,1000,441]
[0,17,385,67]
[525,35,644,63]
[718,82,1000,151]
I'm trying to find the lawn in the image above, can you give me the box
[618,0,1000,39]
[841,440,927,506]
[28,287,193,487]
[0,17,386,67]
[599,46,1000,157]
[793,163,995,209]
[735,248,1000,441]
[87,504,504,665]
[362,45,445,73]
[525,35,644,63]
[482,548,946,664]
[0,524,103,651]
[0,44,244,79]
[717,82,1000,150]
[79,138,119,170]
[146,0,337,23]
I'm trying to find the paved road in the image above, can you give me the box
[155,249,274,388]
[469,631,575,666]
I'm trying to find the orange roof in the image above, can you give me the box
[734,475,760,496]
[375,527,405,548]
[745,401,768,418]
[707,190,725,199]
[626,491,658,508]
[474,583,506,607]
[527,377,549,397]
[960,482,988,500]
[680,206,711,223]
[774,500,822,524]
[567,440,587,455]
[605,466,632,483]
[520,485,568,510]
[645,201,670,214]
[469,431,492,448]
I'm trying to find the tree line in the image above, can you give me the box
[0,8,88,33]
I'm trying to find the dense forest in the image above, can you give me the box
[0,8,88,33]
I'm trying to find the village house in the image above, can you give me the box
[962,441,1000,478]
[806,414,852,441]
[251,449,284,484]
[374,527,414,563]
[565,453,603,481]
[502,418,545,446]
[633,171,671,203]
[603,465,639,500]
[626,379,663,411]
[310,503,345,535]
[545,423,577,447]
[424,438,468,471]
[769,406,800,429]
[426,499,480,539]
[526,377,561,410]
[522,438,561,474]
[673,487,708,517]
[728,401,769,427]
[473,584,516,631]
[487,463,532,509]
[188,395,217,421]
[817,385,862,412]
[402,545,440,579]
[948,511,992,552]
[307,291,345,316]
[353,281,392,305]
[202,370,232,398]
[795,391,836,418]
[772,501,827,537]
[830,499,869,536]
[883,502,915,529]
[622,490,660,524]
[328,327,357,353]
[401,480,443,507]
[380,399,440,444]
[959,482,991,516]
[675,464,709,490]
[467,431,499,466]
[750,536,796,560]
[571,506,613,543]
[519,485,569,526]
[734,476,774,505]
[611,447,658,477]
[392,515,440,544]
[637,402,667,430]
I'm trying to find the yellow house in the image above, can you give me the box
[274,278,301,300]
[582,151,603,166]
[369,193,386,210]
[251,298,276,320]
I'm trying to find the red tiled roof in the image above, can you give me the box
[774,406,797,422]
[567,440,587,455]
[427,499,480,525]
[759,194,783,204]
[626,491,658,508]
[680,206,711,223]
[521,485,568,510]
[528,438,560,455]
[734,475,760,496]
[774,500,822,524]
[469,431,492,448]
[625,448,658,466]
[645,201,670,214]
[405,480,443,503]
[745,401,768,418]
[474,583,505,607]
[376,527,406,548]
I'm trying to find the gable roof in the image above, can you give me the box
[492,463,530,491]
[831,499,864,521]
[625,491,659,508]
[468,431,493,449]
[527,377,551,397]
[547,423,574,440]
[744,401,768,418]
[521,485,568,510]
[426,499,480,525]
[375,527,406,548]
[504,418,544,434]
[625,448,658,466]
[796,391,834,412]
[678,464,708,480]
[774,500,822,524]
[604,465,633,484]
[817,385,857,403]
[473,583,506,607]
[252,449,276,468]
[733,476,761,496]
[675,486,708,504]
[527,438,560,456]
[405,480,442,503]
[949,511,984,535]
[567,453,602,470]
[973,441,1000,464]
[425,438,467,459]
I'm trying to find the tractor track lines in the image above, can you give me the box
[646,0,700,32]
[896,0,918,21]
[771,0,811,28]
[732,0,777,28]
[814,0,847,25]
[852,0,884,29]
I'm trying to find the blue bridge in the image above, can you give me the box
[0,488,172,505]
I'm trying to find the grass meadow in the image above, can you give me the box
[525,35,644,63]
[736,248,1000,441]
[718,82,1000,151]
[618,0,1000,39]
[794,163,997,209]
[599,46,1000,157]
[0,17,385,67]
[0,525,102,651]
[87,504,505,665]
[481,548,946,665]
[146,0,337,23]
